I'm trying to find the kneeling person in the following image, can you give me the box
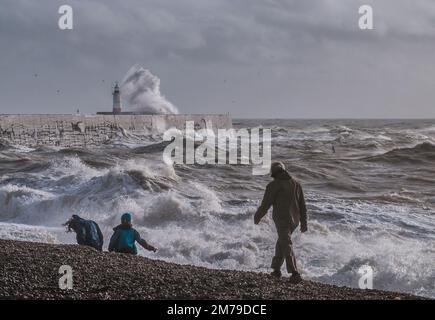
[108,213,157,255]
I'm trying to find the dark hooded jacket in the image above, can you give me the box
[108,224,155,255]
[254,170,307,232]
[71,216,104,251]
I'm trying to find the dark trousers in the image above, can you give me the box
[271,225,298,274]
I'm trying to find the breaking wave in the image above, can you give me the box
[364,142,435,164]
[121,65,179,114]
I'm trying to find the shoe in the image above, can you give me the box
[271,270,282,278]
[289,273,303,284]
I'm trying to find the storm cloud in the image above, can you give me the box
[1,0,435,118]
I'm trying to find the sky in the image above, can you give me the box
[1,0,435,118]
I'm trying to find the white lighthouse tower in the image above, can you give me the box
[112,82,122,114]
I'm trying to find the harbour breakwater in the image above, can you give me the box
[0,114,232,148]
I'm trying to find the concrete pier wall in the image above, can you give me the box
[0,114,232,148]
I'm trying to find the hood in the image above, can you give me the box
[72,215,86,223]
[273,170,292,181]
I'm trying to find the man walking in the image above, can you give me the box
[254,162,308,283]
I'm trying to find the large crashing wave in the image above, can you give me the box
[121,65,179,115]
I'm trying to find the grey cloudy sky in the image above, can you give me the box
[1,0,435,118]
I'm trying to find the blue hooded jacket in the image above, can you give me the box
[108,214,156,255]
[108,224,141,254]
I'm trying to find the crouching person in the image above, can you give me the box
[63,215,104,251]
[108,213,157,255]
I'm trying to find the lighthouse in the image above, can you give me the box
[112,82,122,113]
